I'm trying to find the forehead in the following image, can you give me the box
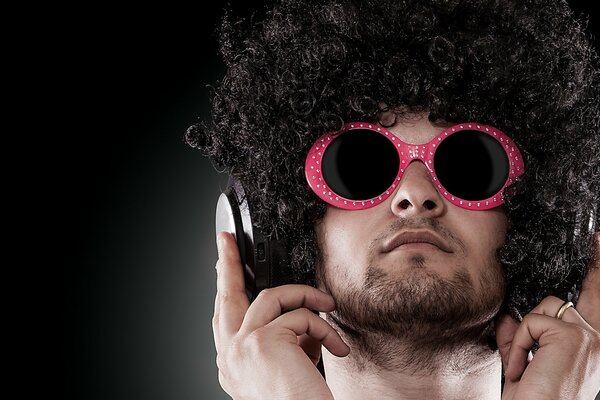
[380,111,454,145]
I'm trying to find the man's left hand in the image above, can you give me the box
[496,232,600,399]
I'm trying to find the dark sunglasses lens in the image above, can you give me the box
[434,130,509,201]
[322,129,399,200]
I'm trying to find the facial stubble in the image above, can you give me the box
[317,250,506,373]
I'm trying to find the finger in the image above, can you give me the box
[268,308,350,357]
[504,313,566,381]
[241,285,336,333]
[529,295,591,329]
[215,231,250,340]
[495,313,520,372]
[298,333,322,365]
[297,333,322,366]
[577,232,600,330]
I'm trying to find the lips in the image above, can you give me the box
[382,230,453,253]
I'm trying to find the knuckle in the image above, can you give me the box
[309,288,322,305]
[521,313,534,325]
[560,324,600,353]
[228,337,243,356]
[544,295,562,304]
[246,328,271,352]
[296,307,315,319]
[567,324,589,343]
[579,326,600,349]
[219,288,229,299]
[565,327,600,362]
[257,287,274,299]
[588,328,600,345]
[247,326,267,342]
[254,287,281,305]
[219,289,236,304]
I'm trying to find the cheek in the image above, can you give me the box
[319,208,374,279]
[455,208,508,260]
[322,210,362,257]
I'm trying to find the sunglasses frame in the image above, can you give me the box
[304,122,525,211]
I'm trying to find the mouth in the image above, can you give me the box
[382,230,453,254]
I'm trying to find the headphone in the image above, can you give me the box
[214,173,597,379]
[215,175,295,302]
[214,174,325,376]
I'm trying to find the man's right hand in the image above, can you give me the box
[212,231,350,400]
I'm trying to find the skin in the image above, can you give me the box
[212,112,600,399]
[315,111,508,398]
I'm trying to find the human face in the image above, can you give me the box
[314,111,509,365]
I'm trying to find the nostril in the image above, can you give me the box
[424,200,437,210]
[399,199,411,209]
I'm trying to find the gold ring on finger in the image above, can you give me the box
[555,301,574,320]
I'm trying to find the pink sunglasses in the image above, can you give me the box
[304,122,525,211]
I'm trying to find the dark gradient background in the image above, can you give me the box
[63,2,599,399]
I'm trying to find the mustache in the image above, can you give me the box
[370,217,465,255]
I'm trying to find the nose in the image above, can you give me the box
[390,160,446,218]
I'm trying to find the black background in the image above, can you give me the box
[60,2,599,399]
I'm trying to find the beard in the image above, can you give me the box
[317,250,507,373]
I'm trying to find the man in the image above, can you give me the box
[186,0,600,398]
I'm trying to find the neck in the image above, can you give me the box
[320,314,502,400]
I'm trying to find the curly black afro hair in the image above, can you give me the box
[186,0,600,318]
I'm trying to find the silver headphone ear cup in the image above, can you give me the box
[214,176,294,302]
[215,178,256,301]
[214,176,324,377]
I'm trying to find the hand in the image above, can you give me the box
[496,232,600,399]
[212,231,350,400]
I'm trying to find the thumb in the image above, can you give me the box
[495,313,520,371]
